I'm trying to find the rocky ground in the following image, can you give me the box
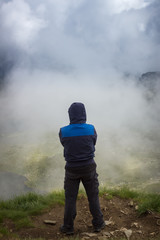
[1,195,160,240]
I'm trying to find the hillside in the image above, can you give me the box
[0,189,160,240]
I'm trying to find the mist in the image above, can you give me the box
[0,0,160,198]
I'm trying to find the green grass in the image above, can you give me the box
[15,217,34,230]
[138,193,160,214]
[0,191,65,229]
[99,186,160,215]
[99,186,139,199]
[0,191,65,211]
[0,186,160,232]
[74,186,160,215]
[0,226,10,236]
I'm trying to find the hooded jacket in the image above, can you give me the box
[59,102,97,167]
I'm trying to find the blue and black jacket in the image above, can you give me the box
[59,102,97,168]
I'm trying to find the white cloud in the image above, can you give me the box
[0,0,46,50]
[0,0,159,74]
[107,0,152,14]
[0,0,160,188]
[138,23,146,32]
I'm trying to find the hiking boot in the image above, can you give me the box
[60,225,74,235]
[94,222,106,232]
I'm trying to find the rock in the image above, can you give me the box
[82,232,97,237]
[157,219,160,226]
[103,232,111,237]
[98,237,108,240]
[120,210,127,215]
[137,230,143,234]
[87,224,93,228]
[43,220,56,225]
[150,232,156,236]
[104,220,114,226]
[105,217,115,226]
[121,228,132,240]
[103,207,108,211]
[128,200,134,207]
[125,229,132,240]
[135,205,139,210]
[131,222,139,228]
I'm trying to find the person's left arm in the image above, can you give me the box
[92,127,97,145]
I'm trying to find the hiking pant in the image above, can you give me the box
[63,167,104,229]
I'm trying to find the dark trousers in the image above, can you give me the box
[64,167,104,229]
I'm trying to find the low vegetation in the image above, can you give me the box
[0,187,160,224]
[99,186,160,214]
[0,191,65,230]
[0,186,160,239]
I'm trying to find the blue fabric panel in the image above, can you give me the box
[61,123,94,138]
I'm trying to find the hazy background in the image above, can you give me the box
[0,0,160,197]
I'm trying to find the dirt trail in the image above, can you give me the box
[2,196,160,240]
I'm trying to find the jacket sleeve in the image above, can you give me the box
[59,129,64,146]
[93,127,97,145]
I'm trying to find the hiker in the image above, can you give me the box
[59,102,105,234]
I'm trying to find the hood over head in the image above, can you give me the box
[68,102,86,124]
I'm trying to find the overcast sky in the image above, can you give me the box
[0,0,160,132]
[0,0,160,135]
[0,0,160,187]
[0,0,160,76]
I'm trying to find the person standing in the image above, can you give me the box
[59,102,105,234]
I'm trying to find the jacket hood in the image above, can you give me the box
[68,102,86,124]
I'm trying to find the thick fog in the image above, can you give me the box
[1,0,160,74]
[0,0,160,196]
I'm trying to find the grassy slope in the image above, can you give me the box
[99,186,160,214]
[0,186,160,226]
